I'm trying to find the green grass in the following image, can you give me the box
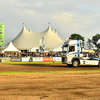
[0,70,100,75]
[0,61,62,65]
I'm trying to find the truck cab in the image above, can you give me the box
[62,39,100,67]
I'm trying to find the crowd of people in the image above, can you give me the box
[0,51,100,58]
[83,52,100,58]
[0,52,62,58]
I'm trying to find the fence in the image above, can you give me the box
[0,57,61,62]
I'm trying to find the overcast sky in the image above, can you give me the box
[1,0,100,44]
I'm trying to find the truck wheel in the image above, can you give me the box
[72,60,79,67]
[98,61,100,67]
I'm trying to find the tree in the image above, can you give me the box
[69,33,84,46]
[86,38,94,49]
[69,33,84,41]
[92,34,100,49]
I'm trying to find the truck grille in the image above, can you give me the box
[62,57,67,64]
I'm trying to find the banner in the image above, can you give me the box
[11,57,61,62]
[22,57,30,62]
[10,58,22,62]
[53,57,61,61]
[0,23,4,45]
[33,57,43,62]
[39,37,45,52]
[43,57,53,61]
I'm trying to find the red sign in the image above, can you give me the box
[43,57,53,61]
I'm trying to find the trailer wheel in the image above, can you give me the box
[98,61,100,67]
[72,60,79,67]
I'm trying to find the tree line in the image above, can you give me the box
[69,33,100,49]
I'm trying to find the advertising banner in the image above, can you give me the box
[43,57,53,61]
[10,58,22,62]
[22,57,30,62]
[53,57,61,61]
[10,57,61,62]
[33,57,43,62]
[0,23,4,45]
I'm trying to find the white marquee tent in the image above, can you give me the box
[12,23,63,50]
[29,47,39,52]
[50,42,64,52]
[2,42,20,52]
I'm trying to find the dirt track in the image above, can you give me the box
[0,64,100,100]
[0,64,100,72]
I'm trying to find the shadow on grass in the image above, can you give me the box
[2,62,99,68]
[13,64,68,68]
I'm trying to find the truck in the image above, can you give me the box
[61,39,100,67]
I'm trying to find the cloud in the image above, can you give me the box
[1,0,100,44]
[53,12,74,23]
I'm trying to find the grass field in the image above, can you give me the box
[0,61,62,65]
[0,70,100,75]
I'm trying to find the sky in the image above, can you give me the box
[1,0,100,45]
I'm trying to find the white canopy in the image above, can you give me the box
[2,42,20,52]
[50,42,64,52]
[29,47,39,52]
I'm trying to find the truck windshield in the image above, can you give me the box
[62,46,68,53]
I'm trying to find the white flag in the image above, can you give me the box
[39,37,45,52]
[96,39,100,45]
[39,37,45,48]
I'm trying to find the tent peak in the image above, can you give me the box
[47,22,51,31]
[22,23,25,30]
[2,41,20,52]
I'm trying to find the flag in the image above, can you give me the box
[0,23,4,45]
[96,39,100,45]
[39,37,45,52]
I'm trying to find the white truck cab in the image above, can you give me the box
[61,39,100,67]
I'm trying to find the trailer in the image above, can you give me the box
[61,39,100,67]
